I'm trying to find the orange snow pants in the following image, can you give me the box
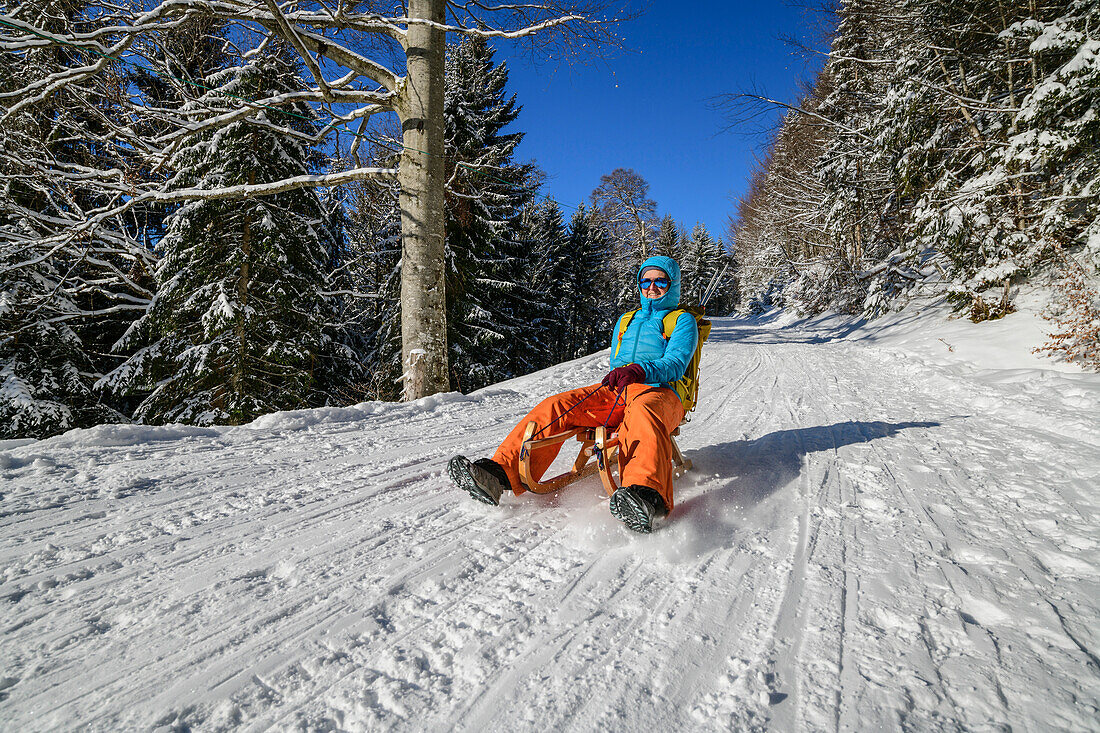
[493,383,686,511]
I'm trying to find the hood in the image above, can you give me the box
[636,255,681,311]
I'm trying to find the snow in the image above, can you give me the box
[202,291,236,329]
[0,364,36,407]
[1028,22,1082,54]
[2,305,1098,730]
[44,423,222,449]
[1064,39,1100,76]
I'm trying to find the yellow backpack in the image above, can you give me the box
[614,306,712,412]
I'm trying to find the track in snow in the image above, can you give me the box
[1,315,1097,731]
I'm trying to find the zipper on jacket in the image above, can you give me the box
[628,300,657,364]
[628,302,646,363]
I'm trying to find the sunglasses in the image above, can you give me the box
[640,277,670,289]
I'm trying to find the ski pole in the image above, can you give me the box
[700,262,731,310]
[699,263,724,308]
[700,267,722,309]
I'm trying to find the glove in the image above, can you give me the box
[601,363,645,391]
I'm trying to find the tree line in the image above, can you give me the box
[728,0,1098,369]
[1,15,735,438]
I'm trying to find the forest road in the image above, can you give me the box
[0,315,1097,731]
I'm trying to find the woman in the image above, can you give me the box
[449,255,698,533]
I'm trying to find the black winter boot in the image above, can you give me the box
[449,456,510,506]
[609,485,665,533]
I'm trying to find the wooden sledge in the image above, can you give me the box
[518,421,692,496]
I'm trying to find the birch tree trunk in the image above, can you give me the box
[398,0,450,400]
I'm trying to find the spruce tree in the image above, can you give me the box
[708,246,740,315]
[566,204,616,356]
[522,201,572,368]
[125,17,233,253]
[0,0,149,437]
[442,36,539,392]
[679,224,724,308]
[1005,0,1099,260]
[1011,0,1100,364]
[101,47,344,424]
[653,215,681,259]
[347,176,404,400]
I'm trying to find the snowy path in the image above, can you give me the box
[2,315,1098,731]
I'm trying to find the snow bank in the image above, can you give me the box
[748,293,1094,378]
[243,391,498,432]
[849,296,1089,374]
[0,438,35,451]
[244,402,390,431]
[37,423,222,449]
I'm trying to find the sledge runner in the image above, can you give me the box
[450,255,699,533]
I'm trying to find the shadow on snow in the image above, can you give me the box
[672,419,943,553]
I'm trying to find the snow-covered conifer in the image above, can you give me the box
[653,216,681,259]
[124,17,234,253]
[442,36,540,392]
[679,224,723,308]
[521,201,573,368]
[566,204,616,356]
[0,0,151,437]
[101,47,344,424]
[1011,0,1100,365]
[346,176,404,400]
[1009,0,1099,265]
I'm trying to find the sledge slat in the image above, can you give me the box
[573,439,595,473]
[526,460,601,494]
[518,424,689,496]
[595,426,620,497]
[670,434,686,466]
[518,422,539,491]
[523,427,586,452]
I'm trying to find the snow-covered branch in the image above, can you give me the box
[155,88,395,146]
[406,13,583,39]
[149,167,398,202]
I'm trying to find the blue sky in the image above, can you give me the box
[492,2,827,241]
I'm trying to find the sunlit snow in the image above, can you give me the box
[1,303,1097,730]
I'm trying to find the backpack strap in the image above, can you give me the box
[614,309,639,358]
[660,309,687,340]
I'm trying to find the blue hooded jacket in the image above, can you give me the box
[608,255,698,402]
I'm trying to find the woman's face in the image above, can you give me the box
[640,269,670,299]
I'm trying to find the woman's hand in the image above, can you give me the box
[601,364,645,391]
